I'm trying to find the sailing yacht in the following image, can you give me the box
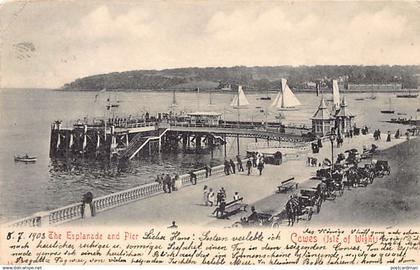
[230,85,250,109]
[271,79,301,111]
[230,85,250,155]
[332,80,341,109]
[380,98,394,114]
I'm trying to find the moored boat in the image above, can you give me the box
[14,155,37,162]
[396,89,418,98]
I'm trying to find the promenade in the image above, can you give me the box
[68,133,408,228]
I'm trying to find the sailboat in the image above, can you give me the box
[230,85,250,109]
[270,79,301,111]
[366,85,376,100]
[231,85,250,155]
[380,98,394,114]
[332,80,341,109]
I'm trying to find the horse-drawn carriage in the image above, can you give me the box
[361,144,379,159]
[345,149,361,165]
[315,169,345,197]
[372,160,391,178]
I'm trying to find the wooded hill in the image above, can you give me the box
[63,65,420,91]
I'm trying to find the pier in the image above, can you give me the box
[49,115,313,161]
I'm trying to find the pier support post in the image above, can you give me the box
[223,135,227,157]
[236,134,240,156]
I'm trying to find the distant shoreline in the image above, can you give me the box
[1,87,419,94]
[58,88,420,94]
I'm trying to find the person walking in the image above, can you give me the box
[208,188,215,207]
[212,198,226,218]
[203,185,209,206]
[236,155,244,172]
[386,131,391,142]
[257,160,264,176]
[224,160,230,175]
[246,159,252,175]
[229,159,236,174]
[174,174,182,191]
[164,174,172,193]
[216,189,224,206]
[81,192,95,218]
[189,171,197,185]
[252,154,257,167]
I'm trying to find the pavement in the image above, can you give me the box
[68,133,408,227]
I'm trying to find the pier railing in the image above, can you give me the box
[5,163,230,227]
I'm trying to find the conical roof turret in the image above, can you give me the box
[312,96,333,120]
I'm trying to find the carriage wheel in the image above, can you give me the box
[339,186,344,196]
[271,222,281,228]
[232,222,243,228]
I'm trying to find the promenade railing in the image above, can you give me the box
[6,163,228,227]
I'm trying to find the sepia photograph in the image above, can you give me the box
[0,0,419,267]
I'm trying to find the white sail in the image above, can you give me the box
[230,85,250,109]
[271,79,301,110]
[332,79,340,108]
[271,91,282,108]
[230,95,238,107]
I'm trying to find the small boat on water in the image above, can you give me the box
[354,97,365,101]
[14,155,37,163]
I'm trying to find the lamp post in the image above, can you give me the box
[329,129,336,171]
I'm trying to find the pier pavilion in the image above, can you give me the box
[311,97,334,137]
[334,96,355,136]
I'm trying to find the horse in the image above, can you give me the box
[285,198,298,226]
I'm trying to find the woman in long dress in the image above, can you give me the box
[208,188,215,207]
[174,174,182,191]
[203,185,209,206]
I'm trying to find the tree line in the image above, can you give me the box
[63,65,420,91]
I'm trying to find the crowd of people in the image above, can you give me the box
[155,173,181,193]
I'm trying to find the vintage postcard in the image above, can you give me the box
[0,0,419,267]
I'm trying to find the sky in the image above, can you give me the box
[0,0,420,88]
